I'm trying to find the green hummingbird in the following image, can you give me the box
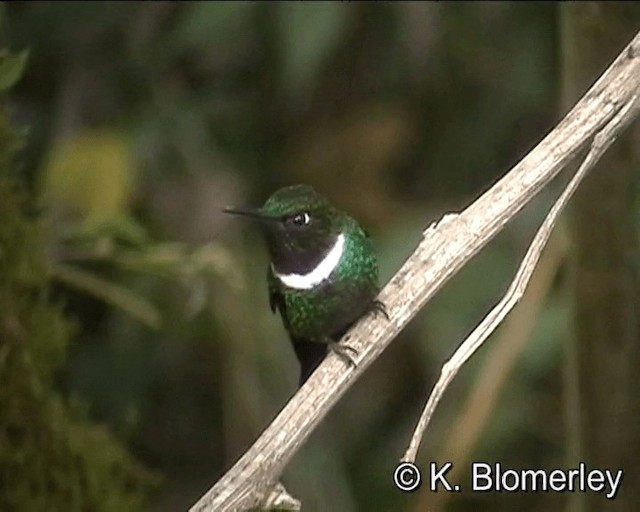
[224,184,386,386]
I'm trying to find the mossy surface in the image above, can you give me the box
[0,113,157,511]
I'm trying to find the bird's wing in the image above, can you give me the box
[267,265,283,315]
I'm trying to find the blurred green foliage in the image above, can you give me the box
[0,48,28,92]
[0,72,157,509]
[3,3,631,511]
[43,129,133,222]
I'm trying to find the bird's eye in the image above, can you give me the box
[290,212,310,227]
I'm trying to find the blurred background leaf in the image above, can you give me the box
[42,130,134,223]
[0,48,28,92]
[277,2,349,100]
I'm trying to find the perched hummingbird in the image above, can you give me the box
[224,185,385,386]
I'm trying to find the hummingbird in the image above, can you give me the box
[224,185,386,386]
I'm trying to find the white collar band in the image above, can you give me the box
[273,233,345,290]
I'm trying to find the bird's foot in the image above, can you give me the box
[370,299,390,321]
[327,341,359,368]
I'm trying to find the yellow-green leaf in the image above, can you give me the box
[0,49,29,92]
[42,130,134,223]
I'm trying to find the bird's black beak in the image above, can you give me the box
[222,207,278,223]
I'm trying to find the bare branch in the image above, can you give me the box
[190,30,640,512]
[402,92,640,464]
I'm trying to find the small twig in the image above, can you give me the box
[402,93,640,463]
[262,483,300,511]
[422,229,566,512]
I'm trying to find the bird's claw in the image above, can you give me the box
[323,300,388,370]
[371,299,390,321]
[328,341,359,368]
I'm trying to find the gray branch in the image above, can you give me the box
[403,90,639,464]
[190,30,640,512]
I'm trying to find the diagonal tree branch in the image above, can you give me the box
[402,91,640,465]
[190,30,640,512]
